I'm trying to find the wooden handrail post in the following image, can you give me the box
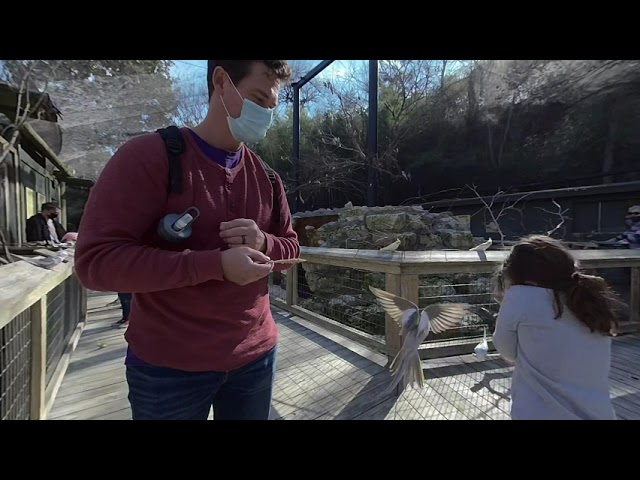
[384,272,419,364]
[285,264,299,307]
[30,295,47,420]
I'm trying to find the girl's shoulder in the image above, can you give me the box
[502,285,556,317]
[504,284,553,300]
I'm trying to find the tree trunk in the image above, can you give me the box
[602,97,620,184]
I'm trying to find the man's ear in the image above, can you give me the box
[211,66,227,95]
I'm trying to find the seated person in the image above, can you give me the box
[623,205,640,249]
[26,202,67,244]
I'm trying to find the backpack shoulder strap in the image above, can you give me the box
[256,156,282,227]
[156,126,186,195]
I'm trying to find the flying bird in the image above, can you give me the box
[470,238,492,251]
[369,286,470,395]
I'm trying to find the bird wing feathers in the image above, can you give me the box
[423,303,470,335]
[368,286,418,327]
[370,286,469,395]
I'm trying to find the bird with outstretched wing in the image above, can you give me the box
[369,286,470,395]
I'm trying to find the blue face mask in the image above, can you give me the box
[221,76,274,144]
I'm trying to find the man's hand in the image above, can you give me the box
[219,219,266,252]
[220,246,273,286]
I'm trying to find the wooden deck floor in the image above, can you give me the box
[48,292,640,420]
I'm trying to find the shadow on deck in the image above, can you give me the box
[48,293,640,420]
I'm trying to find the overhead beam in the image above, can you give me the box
[292,60,335,89]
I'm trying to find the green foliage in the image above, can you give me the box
[256,60,640,209]
[254,111,294,179]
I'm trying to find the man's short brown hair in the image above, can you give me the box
[207,60,291,99]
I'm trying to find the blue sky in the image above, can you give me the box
[169,60,367,120]
[171,60,208,82]
[170,60,359,84]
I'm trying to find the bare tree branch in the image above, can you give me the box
[172,74,208,127]
[536,199,571,237]
[467,184,533,246]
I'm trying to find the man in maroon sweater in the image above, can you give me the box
[74,60,300,420]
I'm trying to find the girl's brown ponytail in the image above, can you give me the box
[564,272,620,335]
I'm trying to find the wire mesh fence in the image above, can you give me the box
[46,280,66,386]
[0,310,32,420]
[268,271,287,303]
[45,275,84,387]
[418,272,499,347]
[285,260,502,345]
[273,253,638,360]
[295,262,386,339]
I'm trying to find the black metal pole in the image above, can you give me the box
[367,60,379,207]
[293,83,301,213]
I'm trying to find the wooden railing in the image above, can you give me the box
[0,256,87,420]
[271,247,640,362]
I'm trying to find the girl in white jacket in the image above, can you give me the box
[493,235,620,420]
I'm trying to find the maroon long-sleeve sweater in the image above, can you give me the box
[74,128,300,372]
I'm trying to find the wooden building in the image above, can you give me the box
[0,82,77,245]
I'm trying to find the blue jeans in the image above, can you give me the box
[125,347,277,420]
[118,293,132,319]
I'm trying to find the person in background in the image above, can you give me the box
[623,205,640,249]
[74,60,299,420]
[492,235,619,420]
[113,293,132,329]
[26,202,67,243]
[601,204,640,248]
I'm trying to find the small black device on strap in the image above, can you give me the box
[155,126,195,242]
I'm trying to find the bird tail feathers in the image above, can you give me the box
[382,347,424,396]
[405,351,425,390]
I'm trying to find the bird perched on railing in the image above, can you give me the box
[379,238,401,252]
[369,286,470,395]
[470,238,492,251]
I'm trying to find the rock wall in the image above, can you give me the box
[291,205,497,339]
[303,205,475,251]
